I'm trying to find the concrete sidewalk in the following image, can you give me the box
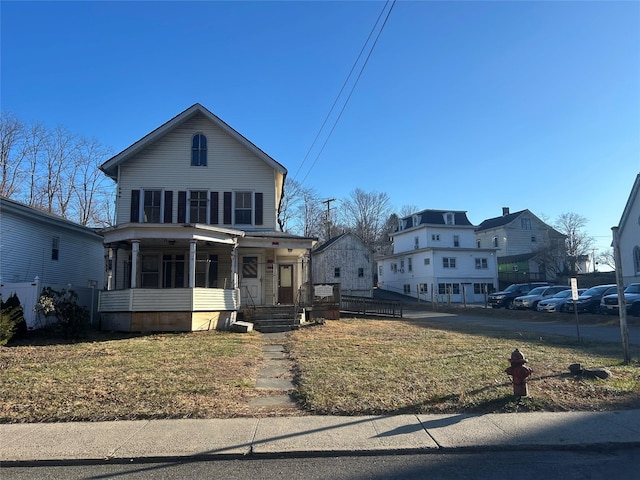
[2,410,640,465]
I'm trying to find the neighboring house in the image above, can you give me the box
[616,173,640,284]
[312,233,374,297]
[0,196,104,328]
[475,207,566,286]
[377,209,498,303]
[98,104,317,332]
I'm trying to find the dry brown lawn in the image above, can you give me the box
[1,312,639,423]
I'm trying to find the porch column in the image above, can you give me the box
[189,240,197,288]
[106,246,113,291]
[231,240,238,289]
[131,240,140,288]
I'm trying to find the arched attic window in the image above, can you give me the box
[191,134,207,166]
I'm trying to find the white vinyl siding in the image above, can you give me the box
[115,114,278,229]
[0,199,104,287]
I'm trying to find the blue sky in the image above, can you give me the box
[2,1,639,257]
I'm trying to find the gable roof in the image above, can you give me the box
[475,209,529,231]
[0,196,103,239]
[312,232,368,254]
[99,103,287,180]
[618,172,640,232]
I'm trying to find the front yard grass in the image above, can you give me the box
[1,314,639,423]
[0,330,265,423]
[288,318,640,415]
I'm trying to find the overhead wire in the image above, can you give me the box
[293,0,396,186]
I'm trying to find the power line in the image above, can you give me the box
[293,0,396,185]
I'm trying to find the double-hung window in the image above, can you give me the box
[234,191,253,225]
[475,258,488,269]
[443,257,456,268]
[143,190,162,223]
[189,190,208,223]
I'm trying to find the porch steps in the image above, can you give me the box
[240,306,299,333]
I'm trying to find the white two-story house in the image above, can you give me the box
[98,104,316,332]
[377,210,498,303]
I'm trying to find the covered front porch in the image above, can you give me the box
[98,223,316,332]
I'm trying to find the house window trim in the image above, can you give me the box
[188,190,209,224]
[233,190,254,226]
[443,257,456,269]
[142,189,163,224]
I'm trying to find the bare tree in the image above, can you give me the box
[0,111,115,227]
[597,248,615,271]
[340,188,393,251]
[0,112,27,198]
[554,212,595,275]
[71,137,112,225]
[398,204,419,217]
[278,177,324,239]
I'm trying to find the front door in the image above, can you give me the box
[278,264,294,304]
[240,255,262,305]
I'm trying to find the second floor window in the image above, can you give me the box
[234,191,253,225]
[475,258,488,269]
[521,218,531,230]
[143,190,162,223]
[189,190,208,223]
[191,134,207,166]
[443,257,456,268]
[334,267,341,278]
[453,235,460,247]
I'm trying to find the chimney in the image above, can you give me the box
[502,207,510,216]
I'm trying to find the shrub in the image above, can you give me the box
[34,287,89,340]
[1,293,25,345]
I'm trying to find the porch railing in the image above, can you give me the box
[340,295,403,318]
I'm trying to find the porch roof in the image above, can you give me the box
[101,223,245,245]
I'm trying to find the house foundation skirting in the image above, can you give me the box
[101,310,235,332]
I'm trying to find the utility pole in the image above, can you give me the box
[322,198,335,240]
[612,226,630,364]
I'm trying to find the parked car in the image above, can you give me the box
[537,288,586,313]
[600,283,640,316]
[513,285,571,310]
[488,283,549,309]
[565,284,618,314]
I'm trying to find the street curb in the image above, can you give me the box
[4,442,640,468]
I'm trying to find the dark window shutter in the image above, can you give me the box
[177,191,186,223]
[163,191,173,223]
[255,192,263,225]
[130,190,140,223]
[223,192,232,225]
[210,192,219,224]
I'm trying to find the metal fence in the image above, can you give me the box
[340,295,403,318]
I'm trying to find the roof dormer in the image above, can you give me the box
[444,212,455,225]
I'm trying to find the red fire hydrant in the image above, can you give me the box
[505,348,532,397]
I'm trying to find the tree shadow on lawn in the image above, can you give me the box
[6,326,152,347]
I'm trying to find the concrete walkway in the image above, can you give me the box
[2,410,640,465]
